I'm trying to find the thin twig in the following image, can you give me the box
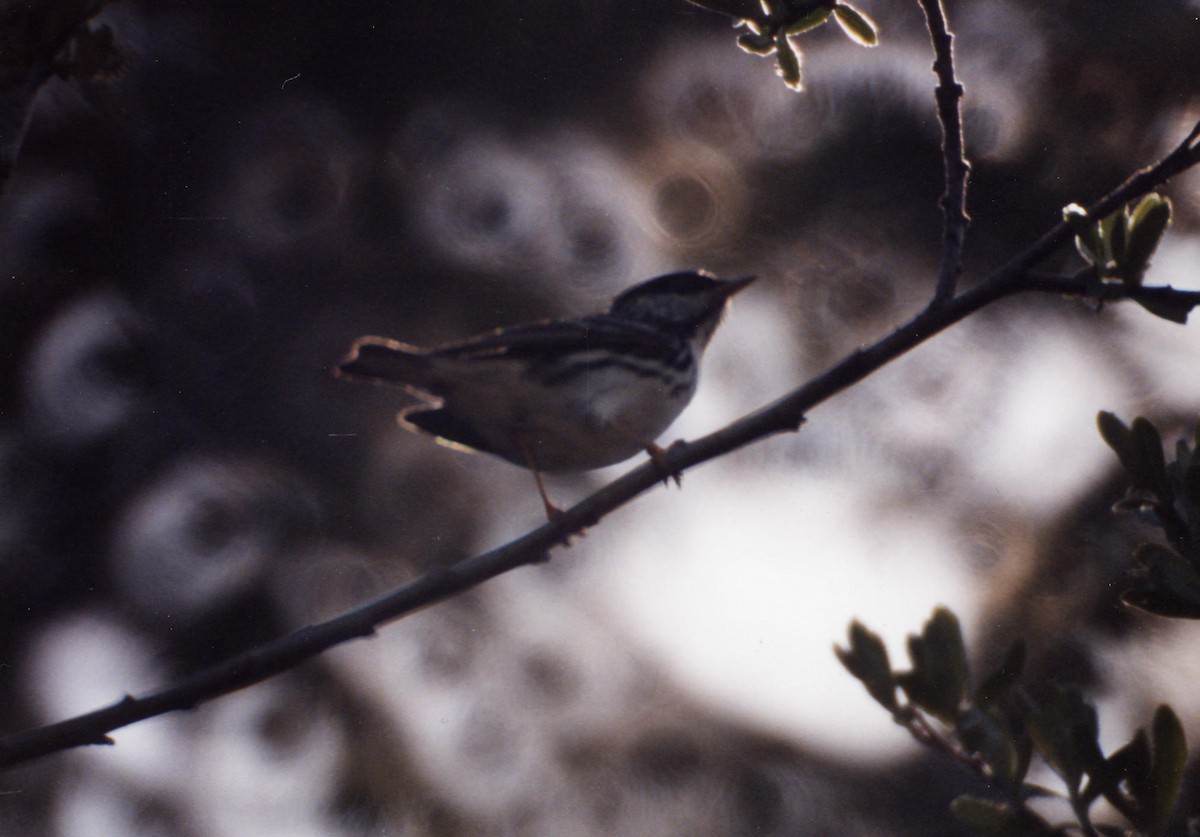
[2,116,1199,770]
[917,0,970,305]
[1022,273,1200,310]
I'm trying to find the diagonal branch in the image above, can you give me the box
[916,0,971,305]
[3,116,1199,772]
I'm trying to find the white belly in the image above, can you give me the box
[433,350,697,471]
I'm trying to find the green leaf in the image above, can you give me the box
[1121,543,1200,619]
[737,30,776,55]
[1097,411,1134,466]
[1101,413,1169,499]
[1132,417,1171,501]
[774,33,802,90]
[1098,412,1170,497]
[1127,194,1172,255]
[1064,203,1106,265]
[950,796,1054,836]
[1150,704,1187,836]
[835,621,898,711]
[1099,712,1187,835]
[1173,437,1193,473]
[1130,194,1166,230]
[1103,208,1129,268]
[783,7,832,35]
[896,607,968,722]
[974,639,1026,708]
[1122,196,1172,284]
[832,3,879,46]
[1105,729,1152,811]
[1019,685,1104,793]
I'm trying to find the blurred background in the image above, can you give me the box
[2,0,1200,834]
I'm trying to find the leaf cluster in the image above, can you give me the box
[837,608,1187,836]
[1099,412,1200,619]
[1064,196,1182,322]
[684,0,877,90]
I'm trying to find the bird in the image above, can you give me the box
[336,270,755,518]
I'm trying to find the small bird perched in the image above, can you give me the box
[336,270,755,518]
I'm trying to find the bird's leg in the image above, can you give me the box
[530,466,562,521]
[519,435,562,521]
[646,442,684,488]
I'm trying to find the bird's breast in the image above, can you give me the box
[434,345,699,471]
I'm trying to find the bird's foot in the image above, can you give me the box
[541,496,565,523]
[646,442,684,488]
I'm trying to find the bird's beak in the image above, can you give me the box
[721,275,757,297]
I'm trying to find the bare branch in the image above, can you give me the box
[916,0,970,305]
[1022,273,1200,307]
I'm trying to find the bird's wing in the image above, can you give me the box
[431,315,675,361]
[401,405,499,457]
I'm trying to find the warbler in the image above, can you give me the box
[336,270,755,517]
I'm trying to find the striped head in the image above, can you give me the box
[608,271,756,348]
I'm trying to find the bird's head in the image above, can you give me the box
[608,271,756,346]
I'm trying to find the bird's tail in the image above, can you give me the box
[335,336,432,386]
